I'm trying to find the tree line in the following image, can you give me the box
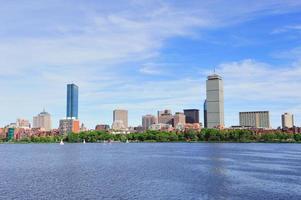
[3,129,301,143]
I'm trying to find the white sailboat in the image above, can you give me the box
[83,139,86,144]
[60,139,64,145]
[126,139,129,143]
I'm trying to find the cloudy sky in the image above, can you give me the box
[0,0,301,128]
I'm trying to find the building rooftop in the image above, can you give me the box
[207,74,222,80]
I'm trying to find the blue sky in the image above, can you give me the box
[0,0,301,128]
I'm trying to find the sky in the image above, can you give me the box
[0,0,301,129]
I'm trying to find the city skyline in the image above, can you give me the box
[0,1,301,128]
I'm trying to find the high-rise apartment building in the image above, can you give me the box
[33,110,52,131]
[184,109,199,124]
[67,84,79,119]
[239,111,270,128]
[158,110,173,126]
[206,74,224,128]
[173,112,186,127]
[282,113,294,129]
[142,115,157,130]
[113,109,128,128]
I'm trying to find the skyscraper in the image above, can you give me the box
[184,109,199,124]
[206,74,224,128]
[282,113,294,129]
[113,109,128,128]
[33,109,52,131]
[67,84,79,119]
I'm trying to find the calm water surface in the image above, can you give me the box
[0,143,300,200]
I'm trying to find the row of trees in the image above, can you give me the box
[6,129,301,143]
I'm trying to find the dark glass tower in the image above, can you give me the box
[67,84,78,119]
[204,100,207,128]
[184,109,199,124]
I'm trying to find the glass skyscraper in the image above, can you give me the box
[67,84,78,119]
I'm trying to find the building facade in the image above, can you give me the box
[95,124,110,131]
[184,109,199,124]
[113,109,128,128]
[67,84,79,119]
[282,113,294,129]
[204,100,208,128]
[16,119,31,129]
[33,110,52,131]
[173,112,186,127]
[206,74,224,128]
[142,115,157,130]
[59,119,80,134]
[158,110,173,126]
[239,111,270,128]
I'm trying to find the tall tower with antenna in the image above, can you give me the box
[205,73,224,129]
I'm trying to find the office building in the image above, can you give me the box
[282,113,294,129]
[59,119,80,134]
[173,112,186,127]
[204,100,208,128]
[158,110,173,126]
[67,84,79,119]
[158,110,171,120]
[16,119,31,129]
[113,109,128,128]
[206,74,224,128]
[184,109,199,124]
[239,111,270,128]
[142,115,157,130]
[33,109,52,131]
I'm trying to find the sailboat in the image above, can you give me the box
[83,139,86,144]
[60,139,64,145]
[126,139,129,143]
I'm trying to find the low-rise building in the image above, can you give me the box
[95,124,110,131]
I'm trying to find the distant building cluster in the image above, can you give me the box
[1,73,299,141]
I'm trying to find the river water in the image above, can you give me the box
[0,143,300,200]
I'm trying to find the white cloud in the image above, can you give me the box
[1,1,301,128]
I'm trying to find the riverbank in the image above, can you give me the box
[2,129,301,143]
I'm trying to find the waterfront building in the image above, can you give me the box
[173,112,186,127]
[206,74,224,129]
[184,109,199,124]
[282,113,294,129]
[158,110,173,126]
[142,115,157,130]
[7,128,15,140]
[239,111,270,128]
[149,123,173,131]
[16,118,31,129]
[113,109,128,128]
[33,109,52,131]
[59,119,80,134]
[95,124,110,131]
[67,83,79,119]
